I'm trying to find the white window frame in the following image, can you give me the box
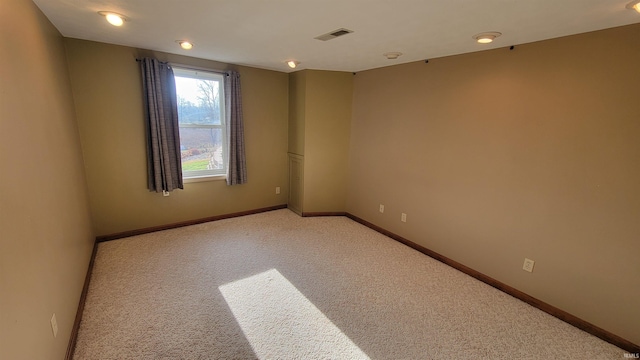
[173,66,227,181]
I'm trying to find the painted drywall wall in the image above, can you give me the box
[288,71,306,156]
[302,70,353,213]
[347,24,640,345]
[0,1,95,359]
[286,70,353,213]
[64,39,289,236]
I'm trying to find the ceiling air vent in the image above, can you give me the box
[314,28,354,41]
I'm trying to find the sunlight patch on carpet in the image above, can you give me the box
[219,269,370,359]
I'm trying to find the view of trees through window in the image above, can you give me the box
[174,68,225,177]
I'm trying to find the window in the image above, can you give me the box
[173,67,226,179]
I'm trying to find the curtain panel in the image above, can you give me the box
[140,58,183,192]
[225,70,247,185]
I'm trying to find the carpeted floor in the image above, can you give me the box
[73,209,623,359]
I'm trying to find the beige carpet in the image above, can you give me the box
[73,209,623,359]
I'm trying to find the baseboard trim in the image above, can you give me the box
[302,211,347,217]
[345,213,640,354]
[73,207,639,354]
[96,204,288,242]
[65,240,98,360]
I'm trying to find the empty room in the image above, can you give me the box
[1,0,639,359]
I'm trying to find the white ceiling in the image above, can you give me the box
[33,0,640,73]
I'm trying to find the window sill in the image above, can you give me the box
[184,175,227,184]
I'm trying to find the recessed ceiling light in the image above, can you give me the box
[473,32,502,44]
[176,41,194,50]
[626,0,640,13]
[287,60,299,69]
[383,52,402,60]
[98,11,126,27]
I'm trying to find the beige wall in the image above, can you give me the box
[287,70,353,213]
[288,71,306,156]
[2,3,636,355]
[347,24,640,344]
[302,70,353,213]
[64,39,289,236]
[0,1,95,359]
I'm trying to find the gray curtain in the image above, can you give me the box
[225,70,247,185]
[140,58,183,192]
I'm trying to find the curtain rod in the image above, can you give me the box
[135,58,228,75]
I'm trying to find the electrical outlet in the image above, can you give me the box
[276,187,281,194]
[523,258,535,273]
[50,313,58,338]
[401,213,407,222]
[379,204,385,213]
